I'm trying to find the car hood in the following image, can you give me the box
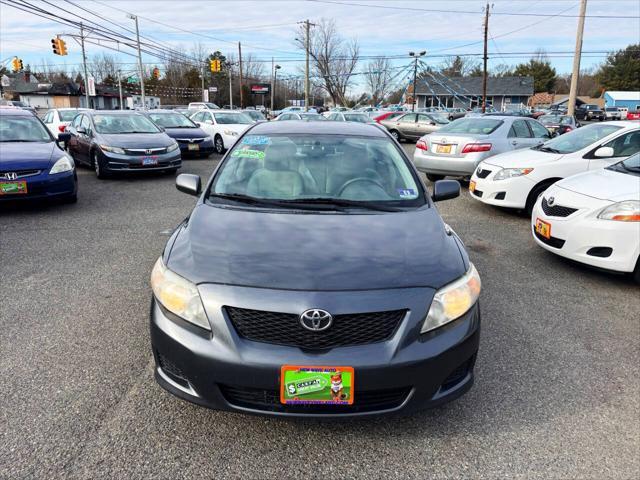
[219,124,251,134]
[0,141,58,170]
[167,204,466,291]
[163,127,209,139]
[555,167,640,201]
[98,132,173,148]
[483,148,564,168]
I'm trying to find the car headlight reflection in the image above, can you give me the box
[49,155,74,174]
[150,257,211,331]
[223,130,238,136]
[493,168,533,181]
[597,200,640,222]
[99,144,125,155]
[167,141,179,153]
[422,263,481,334]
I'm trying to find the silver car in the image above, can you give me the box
[413,116,551,181]
[380,112,449,142]
[325,112,375,123]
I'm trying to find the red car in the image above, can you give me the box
[626,111,640,120]
[372,111,404,123]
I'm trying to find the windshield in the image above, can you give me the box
[244,111,265,121]
[343,113,372,123]
[93,114,160,134]
[605,107,619,112]
[540,114,572,125]
[0,115,53,142]
[427,113,449,125]
[213,112,254,125]
[437,118,502,135]
[607,152,640,176]
[299,114,326,121]
[59,110,83,122]
[539,124,622,154]
[148,112,196,128]
[210,134,424,207]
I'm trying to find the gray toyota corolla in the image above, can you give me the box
[150,121,481,417]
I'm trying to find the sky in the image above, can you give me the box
[1,0,639,94]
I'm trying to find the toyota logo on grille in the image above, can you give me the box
[547,196,555,206]
[300,309,333,332]
[2,172,18,180]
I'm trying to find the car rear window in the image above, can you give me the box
[59,110,81,121]
[437,118,503,135]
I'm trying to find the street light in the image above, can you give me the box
[272,64,281,113]
[128,13,145,108]
[409,50,426,112]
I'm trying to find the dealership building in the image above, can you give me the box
[603,91,640,110]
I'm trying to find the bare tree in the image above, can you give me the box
[295,18,359,106]
[364,57,392,105]
[90,52,118,83]
[439,55,480,77]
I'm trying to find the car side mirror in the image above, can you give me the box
[429,121,436,126]
[432,179,460,202]
[57,132,71,143]
[594,146,614,158]
[176,174,201,196]
[76,126,86,134]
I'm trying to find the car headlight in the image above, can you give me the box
[422,263,481,334]
[223,130,238,136]
[493,167,534,181]
[49,155,74,174]
[597,200,640,222]
[99,144,125,154]
[150,257,211,331]
[167,141,179,153]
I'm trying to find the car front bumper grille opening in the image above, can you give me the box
[219,384,411,414]
[534,229,566,249]
[541,197,578,217]
[225,307,405,350]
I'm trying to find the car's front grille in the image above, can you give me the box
[534,228,566,249]
[476,169,491,179]
[226,307,405,350]
[176,138,206,144]
[124,147,167,155]
[0,169,41,179]
[219,384,411,414]
[541,197,577,217]
[472,189,483,198]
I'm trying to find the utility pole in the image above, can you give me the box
[409,51,426,112]
[302,19,316,112]
[482,3,491,113]
[568,0,588,117]
[201,64,205,101]
[117,70,123,110]
[271,57,275,112]
[228,63,233,109]
[128,14,145,109]
[238,42,243,108]
[79,23,90,108]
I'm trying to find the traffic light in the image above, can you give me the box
[152,67,160,79]
[51,37,68,56]
[11,57,23,72]
[210,59,221,73]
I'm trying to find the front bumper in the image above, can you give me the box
[178,140,215,158]
[150,283,481,417]
[99,149,182,172]
[531,198,640,273]
[470,166,535,209]
[0,169,76,202]
[413,149,488,176]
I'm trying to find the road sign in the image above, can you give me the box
[208,86,218,93]
[87,77,96,96]
[251,83,270,95]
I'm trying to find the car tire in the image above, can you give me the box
[92,150,109,179]
[426,174,445,182]
[633,257,640,284]
[525,180,556,217]
[214,135,225,154]
[389,130,401,142]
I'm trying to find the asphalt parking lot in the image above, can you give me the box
[1,144,638,479]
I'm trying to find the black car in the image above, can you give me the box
[66,110,181,179]
[575,104,605,121]
[538,114,580,136]
[150,121,481,417]
[142,110,215,158]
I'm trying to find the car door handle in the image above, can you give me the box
[511,140,518,146]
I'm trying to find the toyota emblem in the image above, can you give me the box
[299,309,333,332]
[2,172,18,180]
[547,196,555,206]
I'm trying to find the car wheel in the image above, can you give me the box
[525,181,556,217]
[426,174,445,182]
[633,257,640,284]
[92,150,109,179]
[214,135,225,154]
[389,130,401,141]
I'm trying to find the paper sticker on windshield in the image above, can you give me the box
[231,149,265,160]
[241,135,271,146]
[397,188,417,199]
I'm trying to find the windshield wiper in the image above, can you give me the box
[117,131,155,134]
[279,197,403,212]
[535,145,561,153]
[210,193,342,211]
[0,139,41,142]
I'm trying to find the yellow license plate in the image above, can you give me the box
[535,218,551,240]
[469,181,476,192]
[436,144,452,154]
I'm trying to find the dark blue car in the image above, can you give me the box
[143,110,215,158]
[0,109,77,203]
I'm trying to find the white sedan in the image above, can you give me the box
[531,152,640,282]
[469,121,640,214]
[190,110,253,154]
[42,108,90,137]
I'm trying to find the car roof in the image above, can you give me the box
[86,110,143,116]
[142,109,181,114]
[248,120,388,137]
[0,108,33,116]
